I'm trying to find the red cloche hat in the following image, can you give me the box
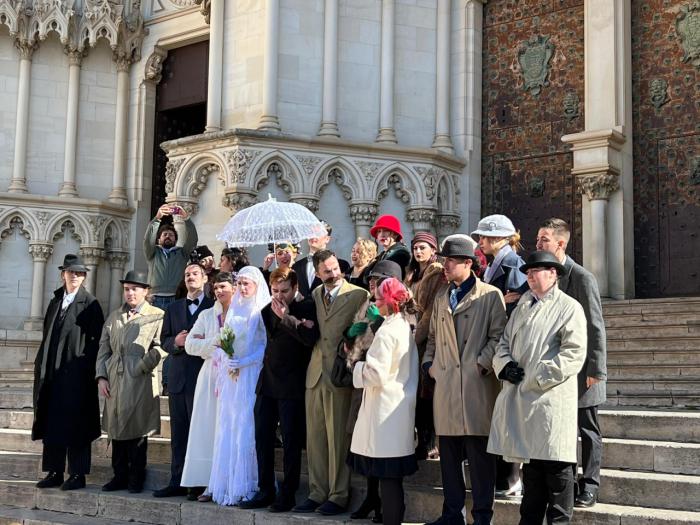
[370,214,403,241]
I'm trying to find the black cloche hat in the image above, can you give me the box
[519,250,566,276]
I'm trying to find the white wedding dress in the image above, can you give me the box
[207,267,269,506]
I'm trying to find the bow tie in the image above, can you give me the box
[187,298,200,306]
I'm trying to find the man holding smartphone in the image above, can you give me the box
[143,203,198,394]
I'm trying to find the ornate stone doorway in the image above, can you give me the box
[151,41,208,216]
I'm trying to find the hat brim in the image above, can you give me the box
[59,265,89,272]
[119,280,151,288]
[471,229,515,238]
[436,250,475,259]
[370,225,403,241]
[519,261,566,276]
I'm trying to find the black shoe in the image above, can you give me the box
[60,474,85,491]
[268,493,296,513]
[153,485,187,498]
[575,490,597,508]
[317,500,346,516]
[102,477,128,491]
[350,496,381,520]
[187,487,205,501]
[128,472,144,494]
[36,472,64,489]
[239,490,276,509]
[292,498,322,513]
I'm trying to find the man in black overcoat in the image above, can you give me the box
[239,267,319,512]
[32,254,105,491]
[292,221,349,298]
[153,262,214,498]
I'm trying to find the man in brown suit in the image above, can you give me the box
[422,237,507,525]
[293,250,369,516]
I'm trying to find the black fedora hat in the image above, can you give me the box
[119,270,151,288]
[519,250,566,276]
[437,237,476,259]
[58,254,89,272]
[368,260,402,280]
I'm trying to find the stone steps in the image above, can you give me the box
[598,409,700,442]
[602,297,700,316]
[604,311,700,328]
[0,478,700,525]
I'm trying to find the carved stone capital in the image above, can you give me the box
[349,202,379,226]
[15,40,38,61]
[436,213,462,237]
[164,158,185,194]
[223,148,261,185]
[79,245,105,266]
[407,207,437,230]
[29,243,53,262]
[289,194,320,212]
[107,250,130,270]
[114,53,132,72]
[66,47,86,67]
[222,191,258,214]
[578,173,620,201]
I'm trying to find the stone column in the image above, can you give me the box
[108,57,131,206]
[432,0,453,152]
[562,0,634,299]
[407,207,437,234]
[8,41,37,193]
[258,0,281,132]
[290,194,320,215]
[318,0,340,137]
[376,0,396,143]
[24,243,53,330]
[59,49,83,197]
[578,173,620,297]
[205,0,225,132]
[107,251,129,312]
[79,246,104,295]
[349,201,378,239]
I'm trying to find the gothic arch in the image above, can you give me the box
[102,219,126,251]
[436,171,459,212]
[45,214,89,244]
[0,209,38,241]
[0,2,21,35]
[311,157,364,199]
[248,150,303,194]
[174,153,226,199]
[371,163,423,206]
[29,3,74,45]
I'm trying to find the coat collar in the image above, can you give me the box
[450,273,486,315]
[509,286,560,339]
[316,279,354,320]
[557,255,575,293]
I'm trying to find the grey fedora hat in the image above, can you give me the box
[437,237,476,259]
[58,254,89,272]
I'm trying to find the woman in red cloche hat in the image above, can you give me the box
[368,214,411,280]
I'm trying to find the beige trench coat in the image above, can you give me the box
[487,287,587,464]
[96,302,165,440]
[350,313,418,458]
[423,276,507,436]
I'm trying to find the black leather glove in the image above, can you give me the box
[498,361,525,384]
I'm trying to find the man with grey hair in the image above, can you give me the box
[536,218,607,508]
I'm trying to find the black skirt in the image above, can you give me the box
[347,451,418,479]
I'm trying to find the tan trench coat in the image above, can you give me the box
[423,276,507,436]
[96,302,165,440]
[487,287,587,464]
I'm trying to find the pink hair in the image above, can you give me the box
[377,278,411,314]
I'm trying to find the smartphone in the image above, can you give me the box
[171,206,182,215]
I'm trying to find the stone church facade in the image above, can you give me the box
[0,0,698,331]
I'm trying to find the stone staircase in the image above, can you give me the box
[0,297,696,524]
[603,297,700,408]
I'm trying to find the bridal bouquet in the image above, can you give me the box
[219,326,239,380]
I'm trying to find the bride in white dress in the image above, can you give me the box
[208,266,270,506]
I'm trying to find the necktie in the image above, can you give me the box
[449,288,459,311]
[324,291,332,309]
[187,298,200,306]
[128,308,138,319]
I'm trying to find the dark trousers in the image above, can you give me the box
[42,442,91,475]
[496,456,521,490]
[111,438,148,485]
[168,389,196,487]
[520,459,575,525]
[254,394,305,498]
[415,397,435,455]
[575,406,602,494]
[379,477,405,525]
[438,435,496,525]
